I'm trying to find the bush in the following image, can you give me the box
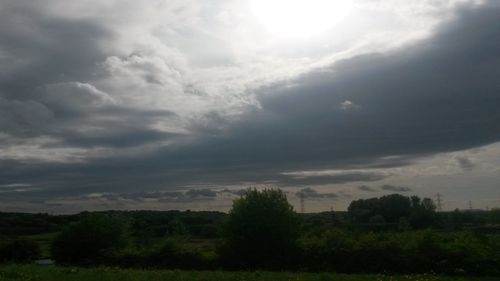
[51,214,130,265]
[299,229,500,275]
[109,239,213,269]
[151,239,209,269]
[218,188,301,269]
[0,239,40,263]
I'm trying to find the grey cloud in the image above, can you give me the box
[0,1,182,152]
[185,188,217,198]
[358,185,376,192]
[219,188,247,196]
[339,191,353,198]
[279,172,388,186]
[1,2,500,208]
[76,189,217,204]
[58,127,179,149]
[456,156,475,171]
[113,1,500,195]
[217,2,500,164]
[0,97,54,135]
[380,184,412,192]
[118,191,185,202]
[0,2,111,100]
[38,82,114,116]
[296,187,338,199]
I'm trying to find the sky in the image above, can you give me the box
[1,0,499,213]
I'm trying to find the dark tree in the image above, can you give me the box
[348,197,380,223]
[219,188,300,269]
[378,194,411,223]
[348,194,437,228]
[409,197,437,228]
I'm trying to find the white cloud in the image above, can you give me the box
[339,100,360,111]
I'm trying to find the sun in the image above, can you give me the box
[251,0,352,39]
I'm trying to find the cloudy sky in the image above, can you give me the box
[1,0,500,213]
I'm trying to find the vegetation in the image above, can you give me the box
[1,190,500,277]
[348,194,436,228]
[51,214,130,265]
[219,188,300,269]
[0,239,40,263]
[0,265,497,281]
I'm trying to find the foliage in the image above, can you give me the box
[0,212,69,236]
[51,214,130,265]
[219,188,301,269]
[2,193,500,275]
[0,239,40,263]
[0,265,494,281]
[111,239,212,269]
[299,229,500,275]
[348,194,437,228]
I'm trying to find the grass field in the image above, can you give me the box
[0,265,497,281]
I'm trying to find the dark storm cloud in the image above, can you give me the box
[1,2,500,206]
[380,185,412,192]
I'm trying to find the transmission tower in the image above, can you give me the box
[468,200,473,210]
[435,193,443,212]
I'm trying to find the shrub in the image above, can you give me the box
[51,214,130,265]
[0,239,40,263]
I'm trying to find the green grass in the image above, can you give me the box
[0,265,497,281]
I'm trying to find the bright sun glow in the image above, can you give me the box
[251,0,352,39]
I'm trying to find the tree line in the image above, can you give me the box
[1,189,500,276]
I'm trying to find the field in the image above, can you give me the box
[0,265,497,281]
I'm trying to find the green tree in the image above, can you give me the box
[51,214,130,265]
[348,194,411,223]
[378,194,411,222]
[219,188,300,269]
[410,197,437,228]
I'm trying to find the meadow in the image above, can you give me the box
[0,265,497,281]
